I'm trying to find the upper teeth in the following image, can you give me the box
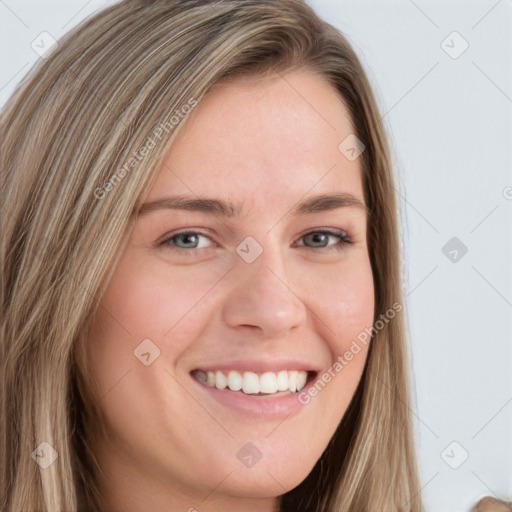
[193,370,308,395]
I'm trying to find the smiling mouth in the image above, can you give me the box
[191,369,315,396]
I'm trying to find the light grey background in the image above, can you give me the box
[1,1,511,511]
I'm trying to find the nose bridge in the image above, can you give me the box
[221,236,306,338]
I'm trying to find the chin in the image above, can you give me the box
[209,443,319,499]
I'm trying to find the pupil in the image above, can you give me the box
[180,234,197,247]
[310,233,327,246]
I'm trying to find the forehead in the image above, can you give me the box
[145,69,364,213]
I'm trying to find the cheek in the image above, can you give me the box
[293,254,374,416]
[85,252,235,409]
[91,252,231,345]
[301,255,375,349]
[87,247,374,383]
[336,263,375,348]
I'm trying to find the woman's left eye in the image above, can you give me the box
[158,229,352,253]
[297,230,352,249]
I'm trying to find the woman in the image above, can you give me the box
[1,1,422,510]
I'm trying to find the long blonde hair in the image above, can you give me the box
[1,1,422,510]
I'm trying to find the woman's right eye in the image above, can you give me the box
[158,231,213,251]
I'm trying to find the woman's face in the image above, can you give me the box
[86,69,375,511]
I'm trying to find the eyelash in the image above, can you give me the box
[157,229,353,254]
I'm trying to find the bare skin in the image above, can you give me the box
[86,69,375,512]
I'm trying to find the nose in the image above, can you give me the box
[221,245,307,339]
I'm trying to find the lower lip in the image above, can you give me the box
[190,375,313,418]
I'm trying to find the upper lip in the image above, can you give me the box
[191,359,321,374]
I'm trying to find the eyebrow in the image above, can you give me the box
[136,192,367,218]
